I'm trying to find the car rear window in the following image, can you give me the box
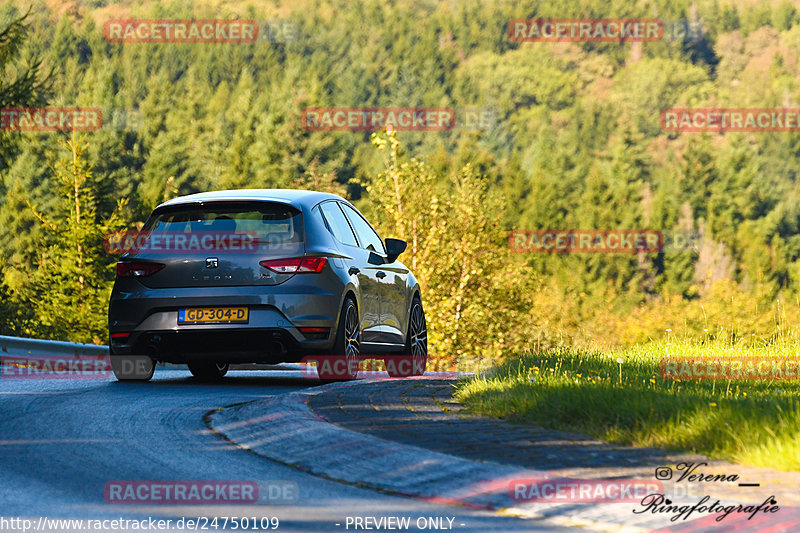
[143,201,304,243]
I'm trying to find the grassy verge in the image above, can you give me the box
[454,341,800,470]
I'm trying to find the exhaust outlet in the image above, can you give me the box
[269,341,286,355]
[145,334,161,358]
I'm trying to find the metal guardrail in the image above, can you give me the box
[0,336,303,371]
[0,335,108,357]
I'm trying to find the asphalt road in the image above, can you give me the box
[0,368,576,532]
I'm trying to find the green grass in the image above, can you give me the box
[454,340,800,470]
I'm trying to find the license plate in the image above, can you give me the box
[178,307,249,324]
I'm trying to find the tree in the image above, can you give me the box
[0,6,50,333]
[0,7,50,168]
[360,131,540,368]
[16,132,126,343]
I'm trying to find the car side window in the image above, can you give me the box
[318,201,358,247]
[340,203,386,255]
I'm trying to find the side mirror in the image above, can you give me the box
[384,238,407,263]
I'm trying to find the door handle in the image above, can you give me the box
[376,271,386,279]
[348,267,360,276]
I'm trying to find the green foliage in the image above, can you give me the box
[3,0,800,349]
[11,133,126,343]
[456,340,800,470]
[359,132,540,367]
[0,6,49,112]
[0,5,49,167]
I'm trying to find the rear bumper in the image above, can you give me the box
[111,328,321,364]
[108,282,342,362]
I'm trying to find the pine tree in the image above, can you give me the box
[17,132,126,342]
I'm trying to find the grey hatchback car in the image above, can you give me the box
[108,189,427,381]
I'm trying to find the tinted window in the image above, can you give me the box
[144,202,303,243]
[341,203,385,254]
[319,201,358,247]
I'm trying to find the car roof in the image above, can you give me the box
[156,189,347,210]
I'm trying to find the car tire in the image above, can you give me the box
[110,353,155,382]
[386,296,427,377]
[187,362,229,381]
[319,297,360,380]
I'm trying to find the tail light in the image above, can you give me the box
[110,332,130,342]
[298,327,331,340]
[259,257,327,274]
[117,261,165,278]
